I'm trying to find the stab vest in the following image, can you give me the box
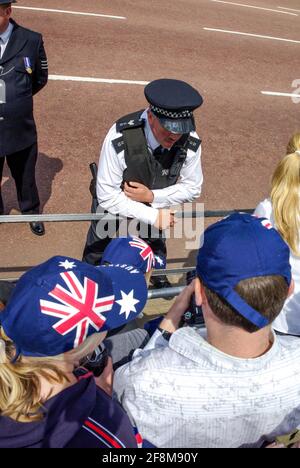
[112,110,201,190]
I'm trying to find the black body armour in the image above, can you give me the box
[112,110,201,190]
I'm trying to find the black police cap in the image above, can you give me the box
[144,79,203,134]
[0,1,17,4]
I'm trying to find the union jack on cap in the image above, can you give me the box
[101,237,159,273]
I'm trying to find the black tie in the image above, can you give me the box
[153,146,168,157]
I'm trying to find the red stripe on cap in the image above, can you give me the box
[84,420,122,448]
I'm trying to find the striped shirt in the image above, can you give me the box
[114,327,300,448]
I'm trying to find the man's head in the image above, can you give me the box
[195,213,292,333]
[0,2,14,34]
[144,79,203,149]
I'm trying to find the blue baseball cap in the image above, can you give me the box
[196,213,291,329]
[0,256,148,357]
[101,237,166,273]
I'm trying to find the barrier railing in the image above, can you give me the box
[0,208,254,296]
[0,208,254,223]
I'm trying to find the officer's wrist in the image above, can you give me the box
[148,190,154,203]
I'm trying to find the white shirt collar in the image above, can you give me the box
[0,21,14,45]
[141,108,161,151]
[169,326,278,370]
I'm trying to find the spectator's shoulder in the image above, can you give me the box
[277,334,300,356]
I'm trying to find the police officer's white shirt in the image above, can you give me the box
[255,198,300,336]
[114,327,300,448]
[0,22,13,58]
[96,110,203,225]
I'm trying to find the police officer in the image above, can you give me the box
[0,1,48,235]
[83,78,203,288]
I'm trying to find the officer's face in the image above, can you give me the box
[0,5,11,33]
[148,110,183,149]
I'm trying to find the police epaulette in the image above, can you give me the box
[112,136,125,154]
[187,136,201,153]
[116,118,144,133]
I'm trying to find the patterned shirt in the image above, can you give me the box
[114,327,300,448]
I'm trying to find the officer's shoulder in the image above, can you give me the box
[16,23,42,41]
[186,131,202,153]
[115,111,144,133]
[108,124,125,155]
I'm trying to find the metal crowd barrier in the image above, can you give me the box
[0,208,254,223]
[0,208,254,297]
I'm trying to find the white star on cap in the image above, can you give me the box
[59,260,76,270]
[116,290,140,320]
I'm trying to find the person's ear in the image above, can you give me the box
[194,277,203,306]
[5,6,12,17]
[147,109,153,124]
[288,279,295,298]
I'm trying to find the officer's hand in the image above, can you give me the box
[124,182,154,203]
[154,209,176,230]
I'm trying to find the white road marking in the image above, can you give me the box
[210,0,298,16]
[278,6,300,13]
[203,28,300,44]
[49,75,149,85]
[13,6,126,20]
[261,91,298,97]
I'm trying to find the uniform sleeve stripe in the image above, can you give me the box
[84,420,122,449]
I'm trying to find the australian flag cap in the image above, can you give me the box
[101,237,166,273]
[0,256,148,357]
[197,213,291,329]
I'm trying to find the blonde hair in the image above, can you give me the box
[271,133,300,256]
[0,328,104,423]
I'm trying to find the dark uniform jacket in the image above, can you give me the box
[0,20,48,157]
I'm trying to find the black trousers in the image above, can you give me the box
[0,142,40,215]
[82,198,166,266]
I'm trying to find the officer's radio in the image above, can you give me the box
[89,162,98,199]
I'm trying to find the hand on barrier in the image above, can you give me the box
[154,209,176,230]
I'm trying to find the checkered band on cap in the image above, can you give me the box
[150,105,193,119]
